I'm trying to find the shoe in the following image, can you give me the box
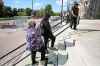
[73,28,77,30]
[41,58,47,61]
[32,61,38,64]
[70,27,72,29]
[41,57,48,61]
[49,47,58,51]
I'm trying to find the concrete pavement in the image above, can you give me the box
[0,29,26,58]
[1,19,100,66]
[15,19,100,66]
[62,20,100,66]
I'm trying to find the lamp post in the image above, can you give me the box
[32,0,33,10]
[31,0,33,15]
[61,0,63,24]
[67,0,69,12]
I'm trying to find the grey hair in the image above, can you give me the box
[27,19,36,28]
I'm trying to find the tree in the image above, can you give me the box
[25,8,32,16]
[34,4,58,17]
[35,8,46,17]
[3,6,13,17]
[0,1,4,17]
[12,8,18,16]
[52,12,60,16]
[36,10,40,17]
[17,8,27,16]
[18,8,24,12]
[45,4,53,15]
[17,11,26,16]
[40,8,45,16]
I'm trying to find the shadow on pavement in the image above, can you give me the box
[25,38,75,66]
[78,29,100,32]
[25,64,38,66]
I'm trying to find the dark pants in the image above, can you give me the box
[44,33,56,50]
[70,17,77,30]
[30,47,45,64]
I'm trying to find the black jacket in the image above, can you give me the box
[41,18,52,37]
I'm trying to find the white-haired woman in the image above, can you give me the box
[26,20,45,65]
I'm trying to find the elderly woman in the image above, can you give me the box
[26,20,45,65]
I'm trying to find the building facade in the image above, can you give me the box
[79,0,100,19]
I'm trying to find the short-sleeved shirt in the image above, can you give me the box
[72,6,79,16]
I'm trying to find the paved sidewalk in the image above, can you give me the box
[0,29,26,58]
[2,19,100,66]
[62,20,100,66]
[38,19,100,66]
[16,20,100,66]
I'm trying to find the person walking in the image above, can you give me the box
[41,13,56,52]
[26,20,46,65]
[70,2,79,30]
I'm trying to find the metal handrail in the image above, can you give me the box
[0,43,26,60]
[1,50,26,66]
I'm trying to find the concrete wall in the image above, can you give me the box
[79,0,100,19]
[0,0,3,6]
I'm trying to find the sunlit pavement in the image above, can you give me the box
[15,19,100,66]
[1,19,100,66]
[63,19,100,66]
[0,29,26,57]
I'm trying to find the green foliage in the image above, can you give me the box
[0,3,4,17]
[0,6,32,17]
[3,6,13,17]
[40,8,45,16]
[0,3,59,18]
[12,8,18,16]
[34,4,57,17]
[18,8,25,12]
[45,4,53,15]
[17,11,27,16]
[25,8,32,16]
[35,10,40,17]
[35,8,45,17]
[52,12,60,16]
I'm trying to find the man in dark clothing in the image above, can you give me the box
[41,14,56,51]
[70,2,79,30]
